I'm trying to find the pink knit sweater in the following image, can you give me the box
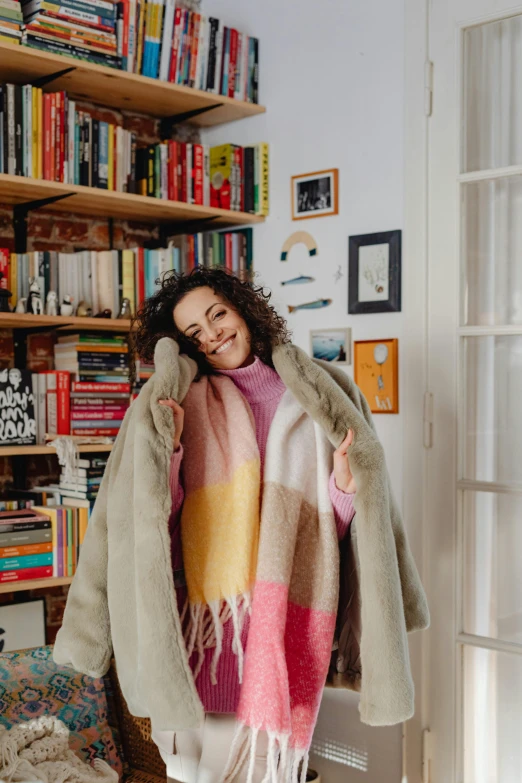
[168,357,356,713]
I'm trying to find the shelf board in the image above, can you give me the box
[0,575,73,594]
[0,41,265,126]
[0,312,131,331]
[0,174,266,226]
[0,444,113,456]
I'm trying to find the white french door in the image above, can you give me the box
[427,2,522,782]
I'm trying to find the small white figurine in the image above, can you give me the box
[27,277,43,315]
[15,297,27,313]
[46,291,58,316]
[60,295,74,316]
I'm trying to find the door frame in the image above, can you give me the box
[403,0,430,781]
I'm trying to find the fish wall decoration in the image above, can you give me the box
[288,298,332,313]
[281,275,315,286]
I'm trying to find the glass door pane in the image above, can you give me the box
[463,645,522,783]
[462,177,522,326]
[463,490,522,644]
[464,17,522,172]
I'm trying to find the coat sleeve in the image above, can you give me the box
[53,454,113,679]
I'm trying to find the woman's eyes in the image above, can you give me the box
[190,330,201,340]
[214,310,226,319]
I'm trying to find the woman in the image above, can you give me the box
[54,269,428,783]
[138,268,357,781]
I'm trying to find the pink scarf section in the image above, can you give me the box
[180,375,339,783]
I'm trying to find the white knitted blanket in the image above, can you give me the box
[0,716,119,783]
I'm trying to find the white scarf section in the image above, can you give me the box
[0,716,118,783]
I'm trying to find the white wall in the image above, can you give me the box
[202,0,405,780]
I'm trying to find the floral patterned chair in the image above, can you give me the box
[0,646,165,783]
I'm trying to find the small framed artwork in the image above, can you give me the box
[348,230,401,314]
[291,169,339,220]
[310,328,351,365]
[0,598,46,652]
[354,338,399,414]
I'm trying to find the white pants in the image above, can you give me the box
[153,714,269,783]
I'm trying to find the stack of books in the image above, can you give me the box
[132,357,154,397]
[56,454,107,506]
[0,508,53,584]
[0,84,270,213]
[21,0,121,68]
[2,229,254,317]
[55,334,130,436]
[0,0,23,45]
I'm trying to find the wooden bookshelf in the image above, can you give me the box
[0,312,131,331]
[0,41,265,126]
[0,575,73,594]
[0,444,113,456]
[0,173,265,227]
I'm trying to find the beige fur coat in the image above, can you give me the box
[53,339,429,729]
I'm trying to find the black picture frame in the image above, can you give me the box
[348,230,402,314]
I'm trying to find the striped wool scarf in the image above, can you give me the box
[180,374,339,783]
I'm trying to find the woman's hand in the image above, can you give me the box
[333,430,357,494]
[158,399,185,451]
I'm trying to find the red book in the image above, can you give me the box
[57,371,70,434]
[136,247,145,310]
[237,146,244,212]
[43,93,51,181]
[176,142,183,201]
[228,28,238,98]
[189,13,200,87]
[71,427,120,436]
[50,93,56,185]
[193,144,204,205]
[72,382,131,393]
[0,565,53,583]
[0,248,8,289]
[167,140,174,200]
[122,0,129,62]
[169,6,182,82]
[55,90,62,182]
[71,410,126,420]
[180,142,187,202]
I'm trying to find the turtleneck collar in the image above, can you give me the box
[218,356,286,403]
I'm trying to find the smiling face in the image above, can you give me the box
[173,286,254,370]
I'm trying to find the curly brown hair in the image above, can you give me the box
[130,267,292,384]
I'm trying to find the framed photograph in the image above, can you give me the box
[0,598,46,652]
[354,338,399,414]
[291,169,339,220]
[348,230,401,314]
[310,328,351,365]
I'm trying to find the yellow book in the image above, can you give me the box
[8,253,17,308]
[108,124,114,191]
[32,506,58,577]
[257,142,269,217]
[37,88,43,179]
[122,249,136,314]
[79,507,89,547]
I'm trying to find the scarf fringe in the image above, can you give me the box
[183,593,251,684]
[219,723,309,783]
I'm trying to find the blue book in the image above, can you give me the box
[221,27,230,96]
[145,249,161,298]
[1,553,53,571]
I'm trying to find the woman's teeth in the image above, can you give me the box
[215,337,234,354]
